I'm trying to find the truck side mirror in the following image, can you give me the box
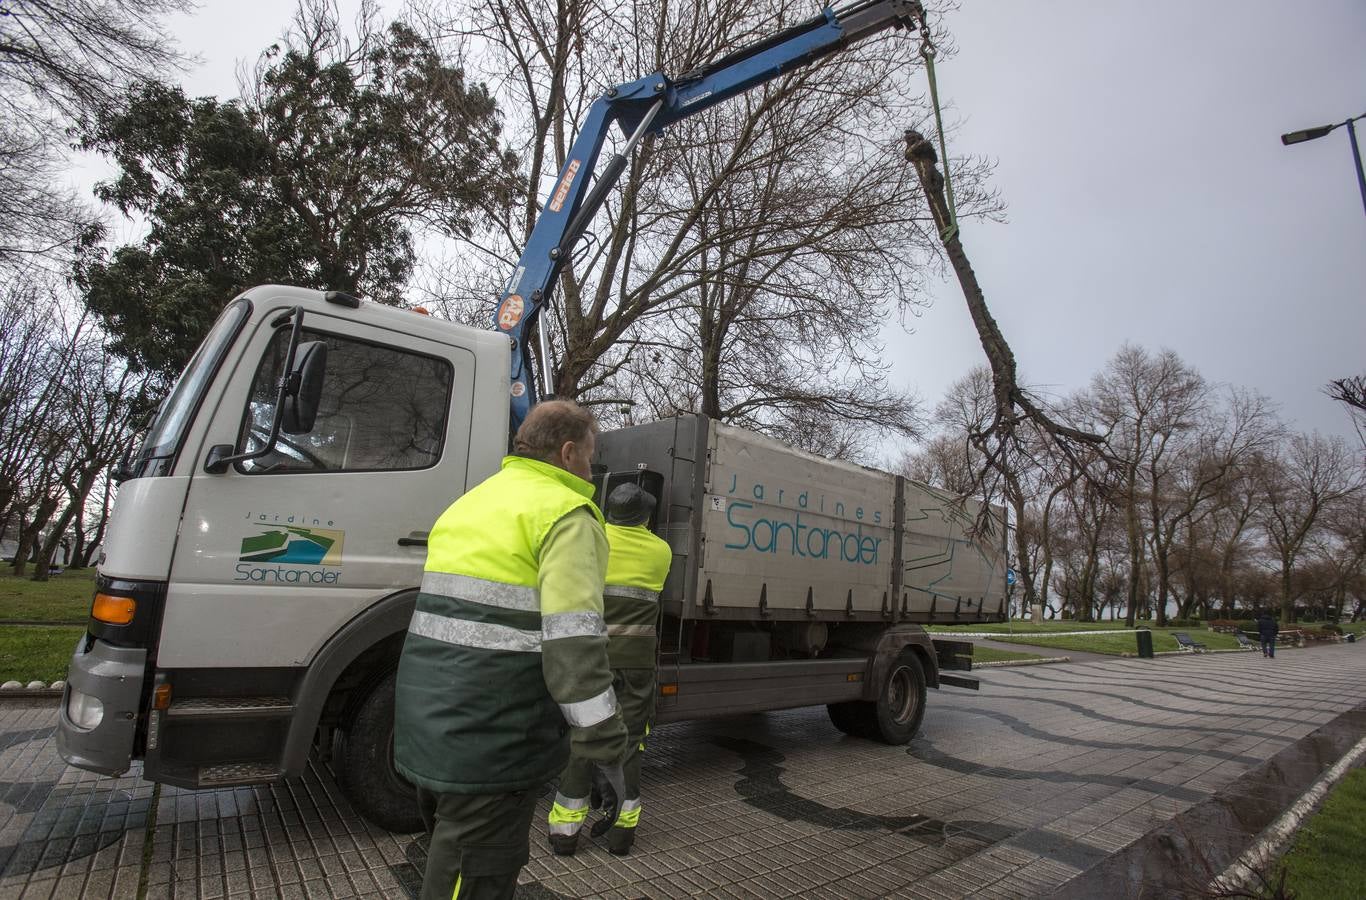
[281,341,326,435]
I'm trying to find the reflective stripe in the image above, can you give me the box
[408,610,541,653]
[552,792,589,811]
[452,872,463,899]
[542,611,605,641]
[548,795,588,835]
[604,584,660,602]
[607,624,655,637]
[615,798,642,829]
[422,572,539,611]
[559,685,617,727]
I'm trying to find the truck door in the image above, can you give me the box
[160,305,476,670]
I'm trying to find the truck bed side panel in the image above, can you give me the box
[701,423,896,615]
[900,484,1007,622]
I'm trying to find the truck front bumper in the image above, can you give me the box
[56,637,146,776]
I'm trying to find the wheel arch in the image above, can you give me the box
[863,624,939,702]
[280,588,415,775]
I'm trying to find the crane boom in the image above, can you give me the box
[493,0,923,429]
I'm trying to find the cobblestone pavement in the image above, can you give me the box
[0,645,1362,899]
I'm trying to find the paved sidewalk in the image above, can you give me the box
[0,646,1361,898]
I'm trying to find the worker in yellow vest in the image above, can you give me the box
[394,400,628,900]
[548,482,672,856]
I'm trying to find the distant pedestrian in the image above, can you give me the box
[1256,611,1279,658]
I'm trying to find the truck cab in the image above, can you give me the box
[58,286,508,830]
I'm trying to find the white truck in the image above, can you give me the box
[57,287,1004,830]
[56,0,1008,832]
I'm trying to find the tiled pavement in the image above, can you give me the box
[0,645,1362,899]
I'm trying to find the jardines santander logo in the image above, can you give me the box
[235,523,344,584]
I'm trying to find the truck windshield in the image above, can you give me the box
[131,299,251,477]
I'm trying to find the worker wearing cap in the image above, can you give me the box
[394,399,628,900]
[547,482,672,856]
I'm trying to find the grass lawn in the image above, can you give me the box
[1338,621,1366,637]
[928,620,1137,634]
[0,569,94,623]
[992,628,1247,656]
[1278,767,1366,899]
[971,646,1046,664]
[0,626,84,682]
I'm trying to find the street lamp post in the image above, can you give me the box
[1281,113,1366,218]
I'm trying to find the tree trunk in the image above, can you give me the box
[10,513,35,577]
[81,479,114,568]
[1279,563,1295,623]
[69,503,86,571]
[1124,486,1142,628]
[35,486,91,581]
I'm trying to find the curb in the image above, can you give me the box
[974,656,1071,668]
[0,679,64,700]
[1118,648,1263,658]
[1212,734,1366,893]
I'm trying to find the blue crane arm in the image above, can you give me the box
[495,0,923,430]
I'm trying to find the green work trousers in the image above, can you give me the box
[554,667,655,828]
[416,786,540,900]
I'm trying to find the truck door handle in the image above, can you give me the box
[397,531,429,547]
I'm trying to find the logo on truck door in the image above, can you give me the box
[235,520,345,583]
[240,526,344,565]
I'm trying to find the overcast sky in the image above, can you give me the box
[887,0,1366,448]
[88,1,1366,449]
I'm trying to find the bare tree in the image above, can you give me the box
[427,0,992,452]
[31,342,149,580]
[1086,345,1204,626]
[1258,433,1364,622]
[0,0,194,266]
[1146,387,1278,624]
[0,278,70,568]
[1326,374,1366,448]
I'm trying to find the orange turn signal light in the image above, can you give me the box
[660,683,678,696]
[847,673,863,682]
[153,683,173,710]
[92,593,136,625]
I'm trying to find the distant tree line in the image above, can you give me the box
[903,348,1366,624]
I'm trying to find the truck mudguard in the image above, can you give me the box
[279,588,417,774]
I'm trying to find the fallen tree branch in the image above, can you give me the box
[903,128,1113,516]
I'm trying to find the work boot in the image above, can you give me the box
[549,833,579,856]
[606,825,635,856]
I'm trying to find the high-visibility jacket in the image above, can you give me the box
[603,523,673,669]
[394,455,625,794]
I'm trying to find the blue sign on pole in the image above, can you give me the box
[1006,569,1016,586]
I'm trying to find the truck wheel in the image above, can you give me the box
[870,649,927,744]
[337,671,422,833]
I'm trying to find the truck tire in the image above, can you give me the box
[337,671,422,833]
[828,649,927,744]
[870,648,927,744]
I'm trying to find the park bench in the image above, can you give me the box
[1173,631,1208,652]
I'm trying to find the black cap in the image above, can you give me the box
[606,484,655,527]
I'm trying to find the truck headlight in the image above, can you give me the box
[66,690,104,730]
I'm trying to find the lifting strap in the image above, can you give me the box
[918,20,959,242]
